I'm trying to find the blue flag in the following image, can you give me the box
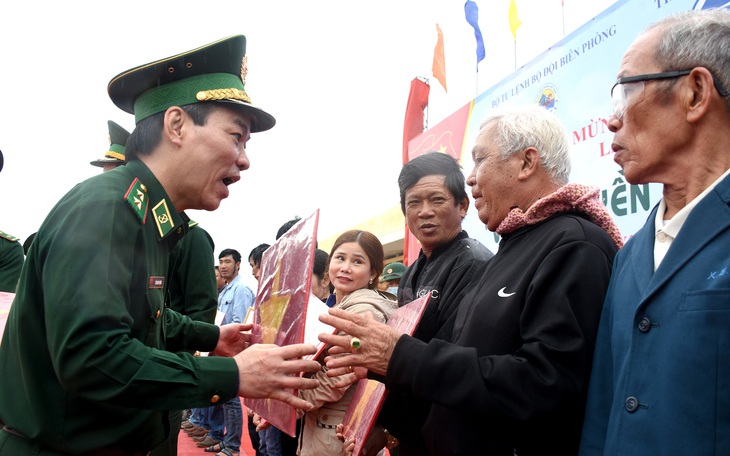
[464,0,485,67]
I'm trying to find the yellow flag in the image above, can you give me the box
[508,0,522,40]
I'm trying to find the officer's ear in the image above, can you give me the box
[163,107,186,147]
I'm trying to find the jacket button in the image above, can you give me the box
[156,310,161,319]
[638,317,651,332]
[625,396,639,412]
[210,395,220,404]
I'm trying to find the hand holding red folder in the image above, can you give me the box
[318,307,402,376]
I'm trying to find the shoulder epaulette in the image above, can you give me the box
[124,178,149,223]
[0,230,19,242]
[188,220,199,229]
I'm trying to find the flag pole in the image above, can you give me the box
[508,0,521,71]
[423,77,430,131]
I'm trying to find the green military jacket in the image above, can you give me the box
[0,230,23,292]
[166,221,218,327]
[0,160,238,454]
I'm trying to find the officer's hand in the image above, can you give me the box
[233,343,320,410]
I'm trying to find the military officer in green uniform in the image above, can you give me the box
[0,230,23,293]
[90,120,130,172]
[0,150,24,293]
[90,111,219,456]
[0,35,320,456]
[166,220,219,325]
[151,219,220,456]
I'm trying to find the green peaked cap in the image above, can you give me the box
[90,120,129,167]
[381,262,406,281]
[106,35,275,133]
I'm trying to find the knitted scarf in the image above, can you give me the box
[496,183,624,249]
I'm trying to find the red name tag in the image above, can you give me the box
[148,276,165,289]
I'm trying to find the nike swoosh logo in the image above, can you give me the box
[498,287,516,298]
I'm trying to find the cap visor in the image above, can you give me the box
[217,99,276,133]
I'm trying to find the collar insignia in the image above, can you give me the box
[152,199,175,238]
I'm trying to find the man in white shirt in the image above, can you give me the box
[203,249,256,455]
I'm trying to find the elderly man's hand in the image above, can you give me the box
[213,323,251,357]
[233,343,320,410]
[318,308,401,376]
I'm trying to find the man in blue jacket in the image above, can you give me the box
[579,8,730,455]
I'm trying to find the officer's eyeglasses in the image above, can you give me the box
[611,68,730,120]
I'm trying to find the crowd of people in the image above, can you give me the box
[0,7,729,456]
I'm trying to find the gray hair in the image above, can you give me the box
[479,105,571,185]
[648,8,730,110]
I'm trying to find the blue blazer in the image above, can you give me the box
[580,174,730,455]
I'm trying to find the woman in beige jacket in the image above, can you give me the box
[297,230,397,456]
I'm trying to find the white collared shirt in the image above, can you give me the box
[654,168,730,270]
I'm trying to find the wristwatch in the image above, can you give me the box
[382,428,399,449]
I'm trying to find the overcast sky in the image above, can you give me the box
[0,0,616,287]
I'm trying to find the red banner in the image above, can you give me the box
[402,78,430,165]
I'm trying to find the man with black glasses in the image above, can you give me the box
[580,8,730,456]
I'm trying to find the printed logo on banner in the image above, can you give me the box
[537,84,558,112]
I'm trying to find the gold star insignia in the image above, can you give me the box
[133,189,145,210]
